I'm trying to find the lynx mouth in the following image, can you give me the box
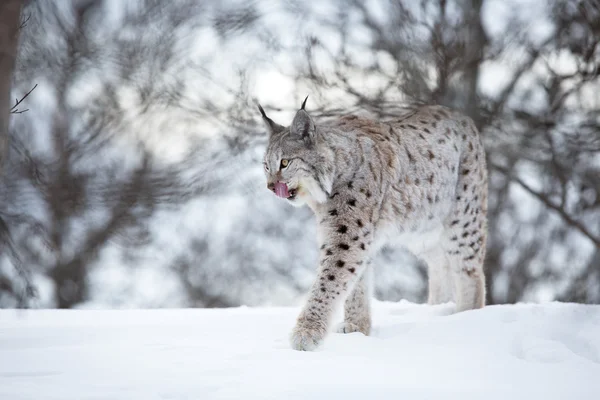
[273,182,297,200]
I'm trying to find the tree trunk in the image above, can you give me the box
[0,0,22,175]
[461,0,486,126]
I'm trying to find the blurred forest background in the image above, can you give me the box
[0,0,598,309]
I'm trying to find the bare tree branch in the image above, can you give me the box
[491,163,600,248]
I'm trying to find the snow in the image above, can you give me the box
[1,301,599,400]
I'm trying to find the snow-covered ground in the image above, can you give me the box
[1,301,599,400]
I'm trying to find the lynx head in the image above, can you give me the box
[259,97,332,207]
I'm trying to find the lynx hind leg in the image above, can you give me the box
[420,247,453,305]
[443,128,488,311]
[336,265,371,335]
[444,220,486,312]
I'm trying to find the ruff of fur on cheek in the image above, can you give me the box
[299,176,329,204]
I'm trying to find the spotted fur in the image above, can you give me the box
[261,103,488,351]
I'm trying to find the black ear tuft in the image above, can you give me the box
[301,95,309,110]
[257,102,285,135]
[257,103,268,119]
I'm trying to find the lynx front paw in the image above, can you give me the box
[289,319,327,351]
[335,321,370,335]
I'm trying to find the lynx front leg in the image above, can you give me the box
[336,265,371,335]
[290,206,374,351]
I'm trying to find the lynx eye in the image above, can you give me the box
[280,159,289,169]
[263,162,269,171]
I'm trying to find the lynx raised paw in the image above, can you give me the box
[336,321,370,335]
[290,319,327,351]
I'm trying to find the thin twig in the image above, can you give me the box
[10,83,38,114]
[19,13,31,30]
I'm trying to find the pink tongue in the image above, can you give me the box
[274,182,290,198]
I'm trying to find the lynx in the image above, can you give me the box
[259,98,488,351]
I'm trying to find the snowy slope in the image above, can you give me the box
[1,301,599,400]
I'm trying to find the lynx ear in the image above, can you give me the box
[257,104,285,135]
[291,97,316,143]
